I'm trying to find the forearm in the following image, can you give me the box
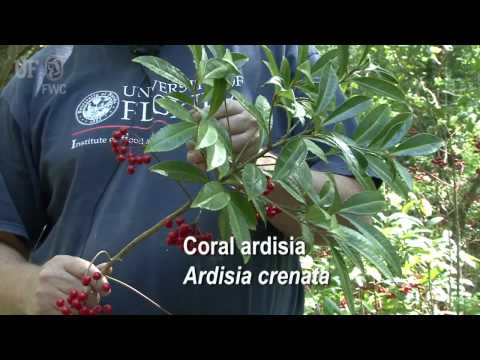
[265,170,363,244]
[0,232,39,314]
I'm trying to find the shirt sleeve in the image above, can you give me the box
[0,75,48,249]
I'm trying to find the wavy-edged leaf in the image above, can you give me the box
[227,201,251,263]
[391,133,443,157]
[315,64,338,115]
[339,191,386,215]
[133,56,192,90]
[242,164,267,201]
[353,104,390,146]
[192,181,230,211]
[272,138,308,181]
[150,160,208,184]
[261,45,280,76]
[146,122,196,153]
[155,97,195,123]
[354,77,405,102]
[196,117,218,150]
[331,247,356,314]
[324,95,371,127]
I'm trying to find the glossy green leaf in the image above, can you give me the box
[261,45,280,76]
[242,164,267,201]
[133,56,192,90]
[150,160,208,184]
[339,191,386,215]
[324,96,371,127]
[196,117,218,150]
[208,78,227,117]
[354,77,405,102]
[156,97,195,123]
[331,247,356,314]
[146,122,196,153]
[315,64,338,115]
[227,202,251,263]
[191,181,230,211]
[391,133,443,156]
[272,138,308,181]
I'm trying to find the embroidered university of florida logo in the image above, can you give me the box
[75,90,120,125]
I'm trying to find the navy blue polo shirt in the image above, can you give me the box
[0,45,357,314]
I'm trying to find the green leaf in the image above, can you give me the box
[341,214,403,277]
[324,96,371,127]
[191,181,230,211]
[301,224,315,254]
[295,60,312,83]
[242,164,267,201]
[156,97,195,123]
[276,179,307,205]
[196,117,218,150]
[218,208,231,242]
[393,160,413,192]
[150,161,209,184]
[265,75,285,90]
[317,178,335,207]
[145,122,196,153]
[230,191,257,231]
[315,64,338,115]
[207,45,226,58]
[323,297,342,315]
[339,191,386,215]
[366,155,393,184]
[167,92,194,106]
[333,226,393,278]
[227,202,251,263]
[133,56,192,90]
[208,79,227,117]
[261,45,280,77]
[353,77,405,102]
[304,139,327,162]
[306,205,331,229]
[280,56,291,85]
[206,140,227,171]
[391,133,443,156]
[254,95,271,141]
[204,59,236,80]
[377,113,413,149]
[188,45,203,68]
[230,90,262,123]
[252,196,268,224]
[331,247,356,314]
[353,104,390,146]
[272,138,308,181]
[337,45,349,79]
[312,49,339,76]
[231,52,249,65]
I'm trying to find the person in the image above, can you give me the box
[0,45,364,315]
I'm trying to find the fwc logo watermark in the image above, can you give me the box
[15,55,67,95]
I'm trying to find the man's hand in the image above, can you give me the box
[187,99,260,170]
[0,233,111,315]
[23,255,112,315]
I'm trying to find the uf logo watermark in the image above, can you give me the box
[15,55,67,95]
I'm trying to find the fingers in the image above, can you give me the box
[217,113,257,135]
[213,99,244,119]
[231,127,261,154]
[60,256,111,296]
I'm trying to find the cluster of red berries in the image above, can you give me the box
[164,217,213,252]
[111,127,152,175]
[431,156,447,167]
[55,272,112,315]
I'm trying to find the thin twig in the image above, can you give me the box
[106,275,172,315]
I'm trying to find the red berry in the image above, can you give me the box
[142,154,152,164]
[60,306,71,315]
[118,146,128,154]
[175,217,185,226]
[179,223,191,237]
[56,298,65,308]
[165,219,173,228]
[111,139,119,147]
[127,165,136,175]
[79,306,90,315]
[122,139,129,146]
[119,127,128,135]
[113,131,122,140]
[128,155,136,165]
[92,272,101,281]
[78,291,88,303]
[134,155,143,165]
[267,181,275,192]
[102,304,112,314]
[69,289,79,299]
[117,154,126,162]
[101,283,111,293]
[93,305,103,314]
[82,275,92,286]
[71,298,82,310]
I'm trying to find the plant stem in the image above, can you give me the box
[104,201,192,270]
